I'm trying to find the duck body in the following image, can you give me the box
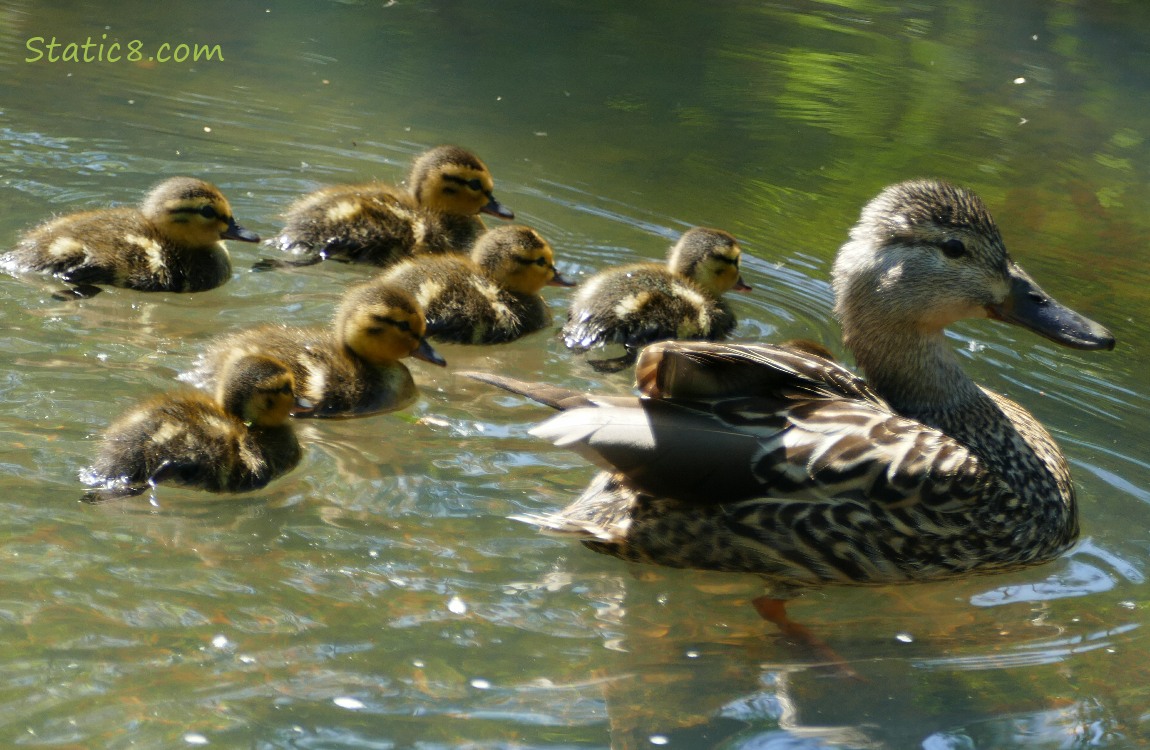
[2,177,258,295]
[190,324,419,417]
[562,227,749,369]
[262,145,513,268]
[183,281,446,418]
[472,180,1115,593]
[378,225,572,344]
[81,355,302,501]
[562,262,737,349]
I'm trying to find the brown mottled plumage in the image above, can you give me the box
[81,354,303,502]
[561,227,751,371]
[376,225,574,344]
[182,281,446,418]
[2,177,258,297]
[468,179,1115,599]
[258,145,514,269]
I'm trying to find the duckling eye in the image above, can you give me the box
[940,238,967,259]
[466,178,483,192]
[198,205,219,220]
[374,316,412,333]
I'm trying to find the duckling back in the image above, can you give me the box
[378,225,568,344]
[2,177,257,295]
[182,281,445,417]
[562,228,747,368]
[262,145,513,268]
[563,263,734,351]
[81,354,301,501]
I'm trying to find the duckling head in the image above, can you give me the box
[216,354,299,427]
[471,225,574,295]
[408,145,514,220]
[666,227,751,297]
[832,179,1115,355]
[336,281,448,367]
[142,177,260,249]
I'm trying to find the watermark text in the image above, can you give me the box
[26,34,224,63]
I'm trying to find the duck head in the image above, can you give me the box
[336,281,447,367]
[142,177,260,249]
[666,227,751,296]
[832,179,1114,354]
[472,225,573,295]
[407,145,514,220]
[216,354,300,427]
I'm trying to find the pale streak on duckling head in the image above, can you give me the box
[407,145,514,220]
[833,179,1012,346]
[471,225,564,295]
[141,176,260,250]
[215,354,297,427]
[335,281,445,367]
[666,227,747,297]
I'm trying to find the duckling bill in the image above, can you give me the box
[81,354,304,503]
[467,179,1114,658]
[1,177,259,298]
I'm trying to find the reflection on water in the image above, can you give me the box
[1,0,1149,747]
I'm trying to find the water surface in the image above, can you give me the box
[1,1,1149,747]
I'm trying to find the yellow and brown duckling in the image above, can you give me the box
[561,227,751,371]
[257,145,514,269]
[80,354,305,503]
[375,225,574,344]
[1,177,259,298]
[468,180,1114,651]
[182,280,446,418]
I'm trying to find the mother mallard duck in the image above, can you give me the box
[467,179,1114,638]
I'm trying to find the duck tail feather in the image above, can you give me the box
[461,371,596,411]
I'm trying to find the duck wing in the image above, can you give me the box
[474,341,995,512]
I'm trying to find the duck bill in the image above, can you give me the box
[290,397,316,417]
[733,275,752,292]
[222,217,261,243]
[481,195,515,220]
[412,337,448,367]
[548,269,576,287]
[986,263,1115,351]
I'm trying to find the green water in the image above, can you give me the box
[1,1,1149,747]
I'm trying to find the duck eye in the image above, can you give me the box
[940,238,966,258]
[199,205,219,220]
[535,257,549,267]
[467,178,483,192]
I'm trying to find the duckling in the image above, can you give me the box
[561,227,751,371]
[1,177,259,298]
[375,225,574,344]
[182,281,446,418]
[467,179,1115,656]
[257,145,514,269]
[80,354,305,502]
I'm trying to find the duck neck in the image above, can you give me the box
[844,323,984,418]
